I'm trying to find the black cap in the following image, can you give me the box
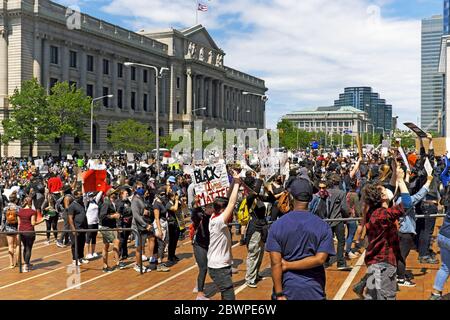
[288,178,313,202]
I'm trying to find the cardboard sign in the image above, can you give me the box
[259,135,274,177]
[190,163,230,207]
[67,155,73,160]
[126,153,134,162]
[424,158,433,177]
[356,134,363,158]
[404,122,428,138]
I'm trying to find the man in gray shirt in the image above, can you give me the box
[131,181,153,273]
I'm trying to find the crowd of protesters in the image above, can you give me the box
[0,132,449,301]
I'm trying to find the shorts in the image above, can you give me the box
[99,226,118,244]
[132,230,151,248]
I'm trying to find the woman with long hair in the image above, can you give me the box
[1,192,20,268]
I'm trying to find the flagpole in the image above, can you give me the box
[196,0,199,24]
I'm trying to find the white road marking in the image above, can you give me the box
[333,251,366,300]
[126,243,240,300]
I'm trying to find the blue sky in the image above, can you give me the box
[56,0,443,130]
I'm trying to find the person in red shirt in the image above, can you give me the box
[18,197,45,272]
[47,172,63,194]
[360,164,412,300]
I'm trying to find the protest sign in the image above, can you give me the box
[424,158,433,177]
[82,169,111,193]
[126,153,134,162]
[259,135,275,177]
[67,154,73,160]
[404,122,428,138]
[398,146,410,171]
[356,134,363,159]
[34,159,44,170]
[190,163,230,207]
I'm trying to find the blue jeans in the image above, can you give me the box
[345,221,357,254]
[433,234,450,292]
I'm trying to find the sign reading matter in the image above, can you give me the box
[191,163,230,207]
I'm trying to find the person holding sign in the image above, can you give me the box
[207,169,241,300]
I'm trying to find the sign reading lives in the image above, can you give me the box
[191,163,230,207]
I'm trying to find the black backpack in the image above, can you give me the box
[312,197,329,219]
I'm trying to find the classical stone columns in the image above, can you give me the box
[186,68,193,115]
[207,77,213,117]
[33,34,42,82]
[0,27,8,106]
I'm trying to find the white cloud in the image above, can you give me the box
[97,0,422,129]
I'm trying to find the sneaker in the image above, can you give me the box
[419,256,440,264]
[92,252,100,258]
[231,267,238,274]
[149,256,158,264]
[79,259,89,264]
[397,279,416,287]
[85,253,93,260]
[347,252,360,259]
[72,260,78,266]
[352,280,365,299]
[156,264,170,272]
[56,241,65,248]
[103,267,113,273]
[196,295,210,300]
[116,262,126,270]
[429,293,443,300]
[22,266,29,273]
[193,287,199,293]
[337,265,353,271]
[256,275,264,282]
[246,281,258,288]
[134,264,150,273]
[141,255,149,262]
[165,260,176,267]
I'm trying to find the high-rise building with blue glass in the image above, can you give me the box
[334,87,392,133]
[421,15,444,132]
[444,0,450,34]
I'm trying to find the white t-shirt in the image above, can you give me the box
[207,214,232,269]
[85,191,102,225]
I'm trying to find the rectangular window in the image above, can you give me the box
[176,77,181,89]
[117,63,123,78]
[69,81,77,88]
[87,55,94,72]
[143,94,148,111]
[103,59,109,75]
[86,84,94,98]
[69,51,77,68]
[131,67,136,81]
[143,70,148,83]
[103,87,109,107]
[131,92,136,110]
[50,46,59,64]
[49,78,58,91]
[117,89,123,109]
[339,121,343,127]
[177,101,180,114]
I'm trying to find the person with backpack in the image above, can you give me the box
[309,180,330,220]
[191,203,213,300]
[84,191,103,260]
[41,193,59,245]
[270,175,286,221]
[1,192,20,268]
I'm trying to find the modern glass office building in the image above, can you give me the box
[421,15,444,133]
[445,0,450,34]
[334,87,392,133]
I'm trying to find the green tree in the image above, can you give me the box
[47,82,91,158]
[2,78,51,156]
[107,119,155,153]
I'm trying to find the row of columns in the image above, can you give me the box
[186,69,264,127]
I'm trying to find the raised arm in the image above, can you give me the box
[349,157,362,179]
[221,170,241,224]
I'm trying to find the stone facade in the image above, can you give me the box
[0,0,267,157]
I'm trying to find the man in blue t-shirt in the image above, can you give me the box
[266,178,335,300]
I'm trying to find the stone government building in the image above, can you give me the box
[0,0,267,157]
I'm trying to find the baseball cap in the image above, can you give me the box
[168,176,176,183]
[288,178,313,202]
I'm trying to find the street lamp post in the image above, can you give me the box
[124,62,169,182]
[90,95,113,155]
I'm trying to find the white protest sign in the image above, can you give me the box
[67,154,73,160]
[126,153,134,162]
[398,146,410,171]
[34,159,44,170]
[190,163,230,207]
[259,135,274,177]
[424,158,433,177]
[381,147,388,157]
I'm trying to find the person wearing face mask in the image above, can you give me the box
[151,186,171,272]
[270,175,286,221]
[131,181,154,273]
[66,190,89,266]
[116,187,133,260]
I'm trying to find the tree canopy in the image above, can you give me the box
[107,119,155,153]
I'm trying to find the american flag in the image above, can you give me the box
[198,3,208,12]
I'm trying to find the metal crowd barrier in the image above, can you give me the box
[0,227,153,274]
